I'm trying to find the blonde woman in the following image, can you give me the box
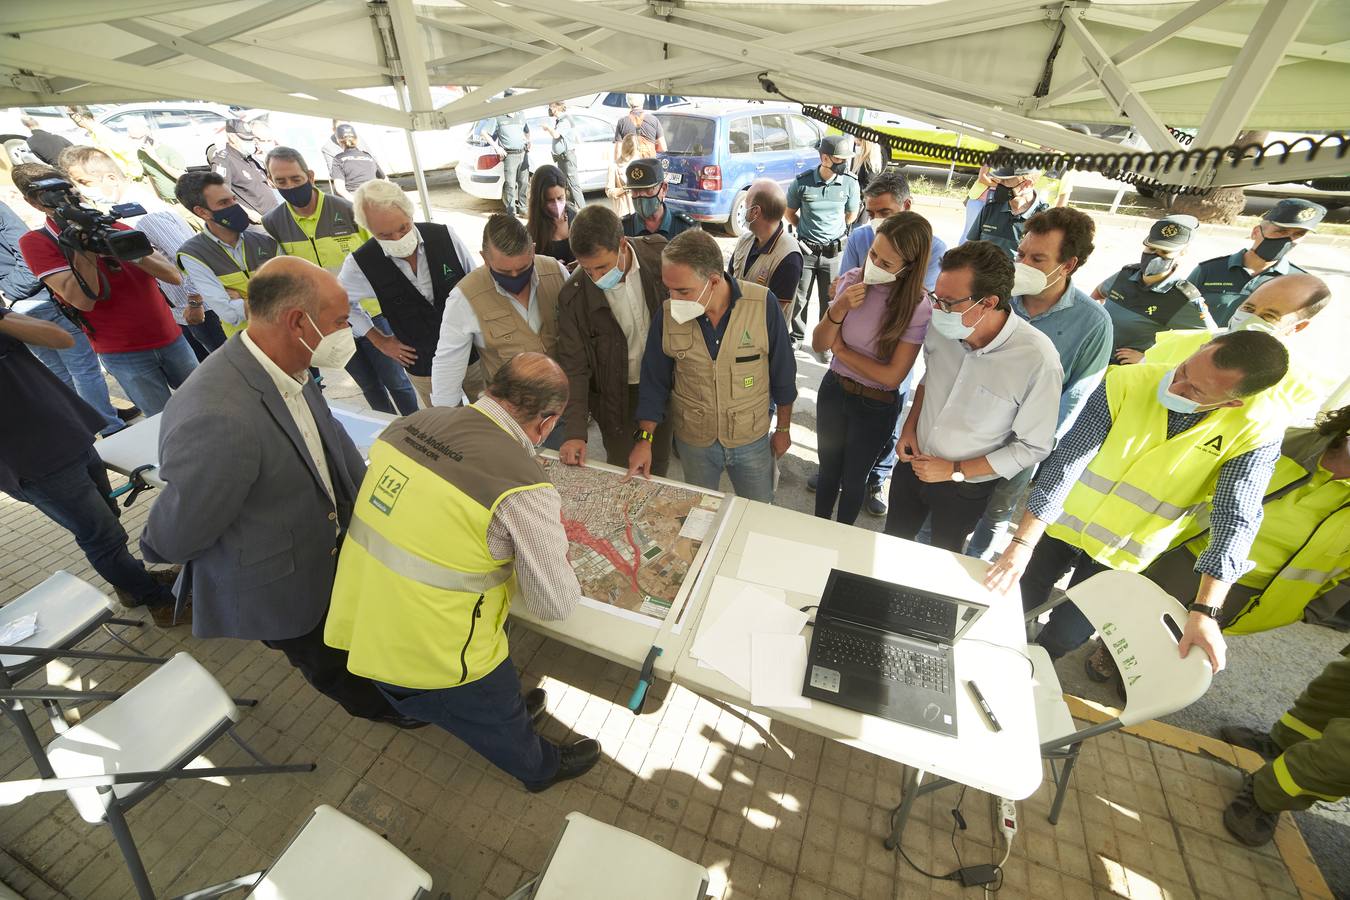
[606,134,640,217]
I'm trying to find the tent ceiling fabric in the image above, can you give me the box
[1,0,1346,184]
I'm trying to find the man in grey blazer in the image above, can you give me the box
[142,256,410,725]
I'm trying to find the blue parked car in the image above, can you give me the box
[654,103,825,236]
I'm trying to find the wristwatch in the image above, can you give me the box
[950,460,966,483]
[1187,602,1222,619]
[633,428,654,444]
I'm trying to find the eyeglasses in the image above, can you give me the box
[925,290,980,312]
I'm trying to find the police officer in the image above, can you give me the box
[1186,198,1326,327]
[1093,214,1213,362]
[622,158,696,240]
[539,100,585,205]
[965,165,1047,257]
[329,124,385,200]
[492,89,531,217]
[785,134,861,342]
[210,119,278,219]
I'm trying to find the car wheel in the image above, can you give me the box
[723,188,749,237]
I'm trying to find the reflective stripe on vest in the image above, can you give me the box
[1047,363,1290,571]
[346,516,512,594]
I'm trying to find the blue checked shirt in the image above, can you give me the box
[1027,382,1280,582]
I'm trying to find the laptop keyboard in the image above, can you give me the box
[830,578,959,636]
[815,628,950,694]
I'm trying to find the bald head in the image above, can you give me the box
[241,257,352,376]
[1232,272,1331,336]
[486,352,569,426]
[747,179,786,224]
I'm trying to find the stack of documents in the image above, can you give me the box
[690,576,811,709]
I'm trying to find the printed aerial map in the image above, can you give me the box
[541,460,723,624]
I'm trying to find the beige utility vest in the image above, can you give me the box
[730,227,801,307]
[662,280,772,449]
[461,256,566,380]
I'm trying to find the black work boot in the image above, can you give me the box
[527,739,601,793]
[1220,725,1282,763]
[1223,773,1281,847]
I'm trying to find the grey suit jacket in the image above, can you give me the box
[141,336,367,641]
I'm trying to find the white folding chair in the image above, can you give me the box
[0,652,313,900]
[505,811,710,900]
[1028,570,1213,823]
[0,571,156,772]
[177,804,432,899]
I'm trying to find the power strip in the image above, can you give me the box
[997,797,1019,842]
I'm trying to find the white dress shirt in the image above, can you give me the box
[430,266,544,407]
[124,208,197,326]
[916,310,1063,482]
[178,228,251,326]
[603,247,649,384]
[336,225,478,337]
[240,331,335,504]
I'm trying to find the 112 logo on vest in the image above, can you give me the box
[1198,435,1225,456]
[370,465,409,514]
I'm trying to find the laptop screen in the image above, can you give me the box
[819,569,987,645]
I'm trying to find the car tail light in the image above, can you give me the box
[698,165,722,191]
[477,153,502,170]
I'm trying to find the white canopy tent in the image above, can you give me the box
[2,0,1347,210]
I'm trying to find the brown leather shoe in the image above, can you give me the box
[149,601,192,628]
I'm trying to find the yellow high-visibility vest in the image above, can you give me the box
[261,191,379,316]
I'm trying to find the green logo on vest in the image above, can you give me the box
[370,465,409,514]
[740,328,752,347]
[743,375,754,389]
[443,264,453,276]
[1200,435,1224,455]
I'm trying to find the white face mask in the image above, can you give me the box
[1013,261,1064,297]
[377,227,419,259]
[1156,368,1203,414]
[299,312,357,369]
[670,280,711,324]
[1226,309,1281,337]
[862,257,901,285]
[930,303,988,341]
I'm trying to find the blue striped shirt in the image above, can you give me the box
[1027,381,1279,582]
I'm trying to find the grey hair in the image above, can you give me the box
[662,229,723,280]
[264,146,310,174]
[245,265,322,324]
[353,178,414,231]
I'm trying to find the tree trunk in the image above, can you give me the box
[1169,130,1268,224]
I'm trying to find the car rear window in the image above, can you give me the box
[657,115,717,156]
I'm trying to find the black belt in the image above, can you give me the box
[802,237,844,258]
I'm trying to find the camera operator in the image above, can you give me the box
[12,163,197,416]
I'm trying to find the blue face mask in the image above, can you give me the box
[278,181,313,208]
[212,203,251,233]
[634,195,662,220]
[491,263,534,295]
[591,243,627,291]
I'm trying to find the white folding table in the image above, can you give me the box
[668,500,1042,852]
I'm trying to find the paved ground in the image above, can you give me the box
[3,177,1347,898]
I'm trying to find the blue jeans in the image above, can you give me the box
[377,657,559,787]
[11,446,172,607]
[99,335,199,416]
[182,311,228,361]
[965,466,1035,560]
[675,433,775,503]
[1020,536,1110,658]
[23,301,123,435]
[814,371,900,524]
[346,316,419,416]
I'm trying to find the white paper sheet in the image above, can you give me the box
[737,532,839,597]
[751,632,811,709]
[0,613,38,645]
[678,507,716,541]
[690,579,806,690]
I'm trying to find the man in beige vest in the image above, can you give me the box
[430,214,567,445]
[728,179,801,319]
[628,230,797,502]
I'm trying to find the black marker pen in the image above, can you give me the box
[966,679,1002,732]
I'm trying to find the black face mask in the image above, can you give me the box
[829,160,848,176]
[992,185,1012,204]
[1254,234,1292,263]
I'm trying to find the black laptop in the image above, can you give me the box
[802,569,988,736]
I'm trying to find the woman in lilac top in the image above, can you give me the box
[811,212,933,524]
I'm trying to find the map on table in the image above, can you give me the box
[541,459,723,626]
